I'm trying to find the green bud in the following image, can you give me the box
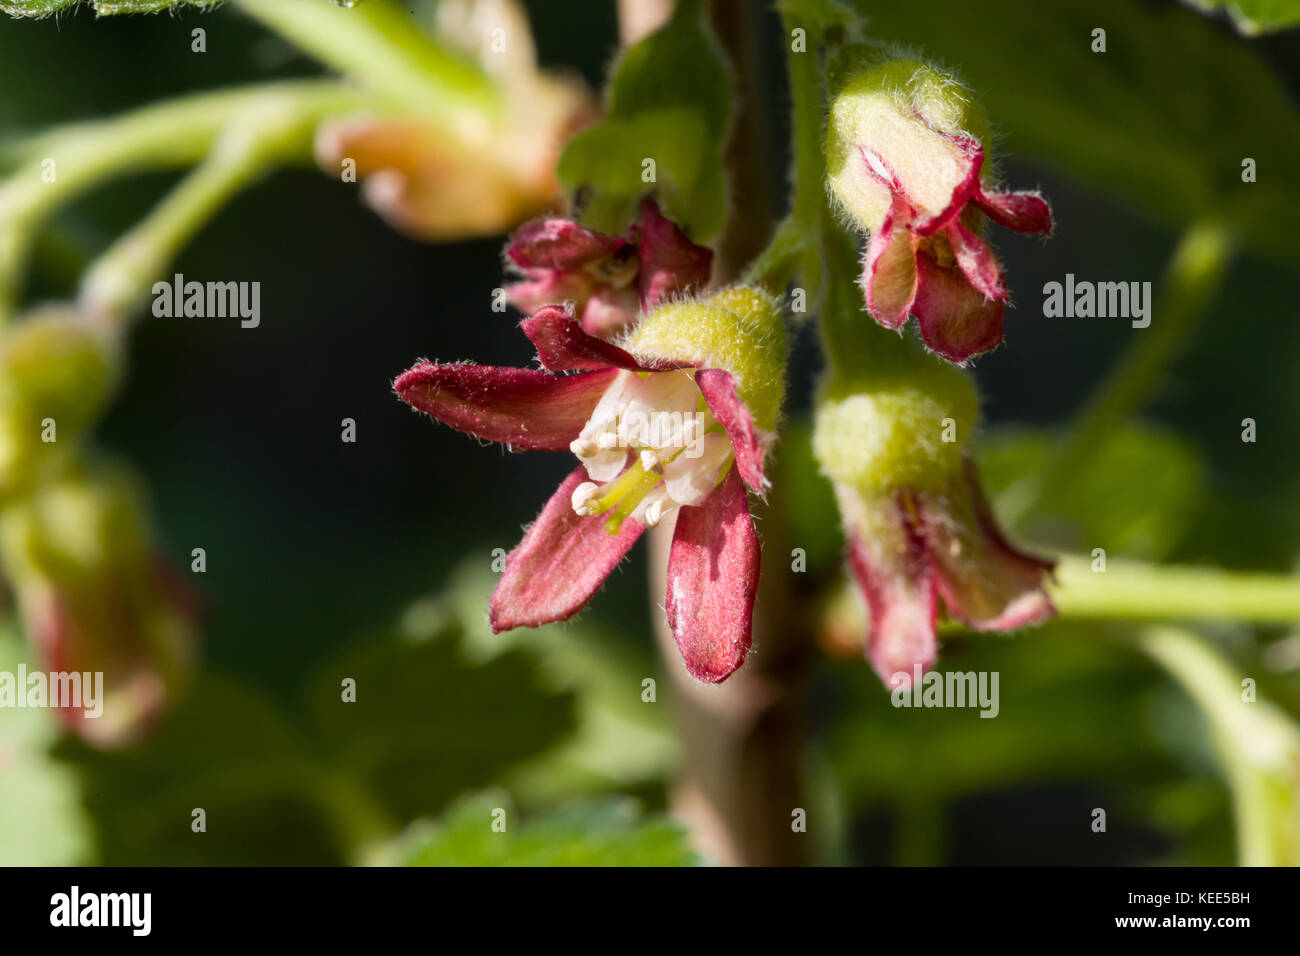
[826,56,993,234]
[0,308,120,501]
[812,357,978,497]
[621,286,787,432]
[0,459,195,746]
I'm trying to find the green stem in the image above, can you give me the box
[78,94,331,325]
[893,793,945,866]
[999,220,1235,526]
[0,81,364,323]
[1052,554,1300,624]
[741,215,803,294]
[781,7,927,383]
[311,765,399,866]
[234,0,500,121]
[784,11,826,308]
[1136,626,1300,866]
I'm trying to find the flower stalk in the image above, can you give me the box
[1052,554,1300,624]
[0,81,363,323]
[1137,626,1300,866]
[80,99,326,325]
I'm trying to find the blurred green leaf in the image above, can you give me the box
[558,0,730,238]
[821,620,1238,862]
[1141,626,1300,864]
[406,561,677,805]
[305,625,577,821]
[56,675,349,865]
[394,792,699,866]
[0,622,94,865]
[982,425,1206,561]
[859,0,1300,260]
[826,622,1171,801]
[1187,0,1300,35]
[0,0,220,14]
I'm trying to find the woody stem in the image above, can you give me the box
[633,0,812,866]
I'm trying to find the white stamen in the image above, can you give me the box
[570,437,597,457]
[644,498,667,528]
[640,449,661,472]
[571,481,600,513]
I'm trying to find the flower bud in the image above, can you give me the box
[505,199,713,339]
[826,57,1052,363]
[0,461,197,746]
[0,308,120,502]
[314,1,597,240]
[812,361,1053,686]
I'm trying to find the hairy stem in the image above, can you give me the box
[785,11,826,309]
[707,0,777,281]
[633,0,811,866]
[1052,554,1300,624]
[742,214,803,293]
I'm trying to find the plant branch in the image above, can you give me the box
[78,95,329,325]
[234,0,501,121]
[638,0,811,866]
[1136,626,1300,866]
[0,81,363,322]
[1051,554,1300,624]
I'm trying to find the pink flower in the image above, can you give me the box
[838,453,1054,687]
[827,59,1053,363]
[0,463,198,747]
[857,140,1052,363]
[505,199,713,338]
[812,358,1054,687]
[394,292,785,682]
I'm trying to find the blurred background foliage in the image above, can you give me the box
[0,0,1298,865]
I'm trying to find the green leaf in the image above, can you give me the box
[1,0,222,15]
[404,562,677,805]
[857,0,1300,260]
[981,425,1206,562]
[557,0,730,238]
[0,622,94,865]
[1187,0,1300,35]
[55,675,350,865]
[393,792,699,866]
[826,622,1171,803]
[304,626,577,821]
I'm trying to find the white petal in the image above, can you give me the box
[662,432,733,507]
[582,446,629,483]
